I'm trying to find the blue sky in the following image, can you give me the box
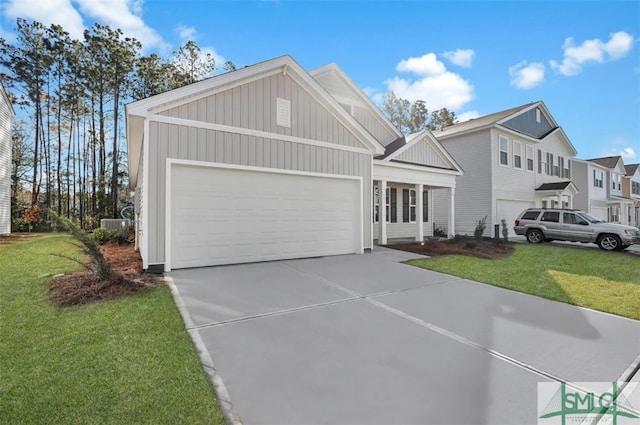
[1,0,638,162]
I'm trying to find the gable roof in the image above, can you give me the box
[625,163,639,176]
[536,181,574,191]
[587,156,624,170]
[433,103,535,138]
[309,63,403,141]
[127,55,386,186]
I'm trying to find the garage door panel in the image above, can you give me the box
[170,164,362,269]
[496,200,535,237]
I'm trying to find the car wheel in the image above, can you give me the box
[526,229,544,244]
[597,234,621,251]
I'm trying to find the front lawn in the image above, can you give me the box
[407,244,640,320]
[0,234,226,425]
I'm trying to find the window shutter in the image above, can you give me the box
[422,190,428,222]
[390,188,397,223]
[402,189,409,223]
[538,150,542,173]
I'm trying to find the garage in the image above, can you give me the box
[167,161,363,270]
[496,199,535,236]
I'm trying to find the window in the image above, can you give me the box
[526,145,534,172]
[513,141,522,169]
[539,150,548,174]
[499,136,509,166]
[521,210,541,220]
[562,158,570,179]
[422,190,429,222]
[563,212,580,224]
[632,181,640,195]
[552,156,560,177]
[593,170,603,188]
[386,188,397,223]
[612,173,621,191]
[402,189,416,223]
[541,211,560,222]
[373,187,379,223]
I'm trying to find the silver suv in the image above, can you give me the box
[514,208,640,251]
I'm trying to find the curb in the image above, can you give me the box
[165,276,243,425]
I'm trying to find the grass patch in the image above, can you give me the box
[0,234,226,425]
[407,244,640,320]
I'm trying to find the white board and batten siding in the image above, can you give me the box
[0,85,14,235]
[168,161,362,268]
[143,68,373,269]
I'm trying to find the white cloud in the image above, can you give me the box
[2,0,85,38]
[610,147,636,161]
[442,49,475,68]
[456,110,480,122]
[397,53,446,76]
[509,61,545,89]
[384,53,475,111]
[550,31,634,76]
[176,24,197,42]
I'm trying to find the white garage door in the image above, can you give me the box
[168,163,363,269]
[496,199,535,237]
[590,207,607,221]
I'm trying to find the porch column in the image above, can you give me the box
[379,180,387,245]
[556,191,563,208]
[448,187,455,238]
[416,184,424,242]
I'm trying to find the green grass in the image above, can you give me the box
[0,234,226,425]
[407,244,640,320]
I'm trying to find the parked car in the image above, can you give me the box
[514,208,640,251]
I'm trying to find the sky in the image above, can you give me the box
[0,0,638,163]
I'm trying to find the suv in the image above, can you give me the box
[514,208,640,251]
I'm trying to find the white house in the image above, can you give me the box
[431,101,578,237]
[127,55,460,271]
[622,163,640,227]
[0,83,14,235]
[571,159,613,221]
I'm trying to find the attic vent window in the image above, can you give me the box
[536,108,541,123]
[277,98,291,128]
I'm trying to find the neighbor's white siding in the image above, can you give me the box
[0,86,13,235]
[145,71,373,266]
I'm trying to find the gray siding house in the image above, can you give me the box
[127,55,461,271]
[432,101,578,237]
[0,83,14,235]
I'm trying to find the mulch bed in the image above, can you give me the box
[388,238,515,260]
[0,233,39,244]
[50,242,164,307]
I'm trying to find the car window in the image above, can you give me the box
[563,212,579,224]
[521,211,541,220]
[541,211,560,222]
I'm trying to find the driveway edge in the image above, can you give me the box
[166,277,243,425]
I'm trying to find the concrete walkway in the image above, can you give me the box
[169,247,640,425]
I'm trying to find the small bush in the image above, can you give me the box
[474,216,487,242]
[93,228,113,245]
[433,227,448,237]
[501,218,509,243]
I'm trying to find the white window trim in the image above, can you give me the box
[513,140,522,170]
[499,136,509,167]
[526,145,534,173]
[409,188,417,223]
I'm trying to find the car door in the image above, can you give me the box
[560,212,592,242]
[539,211,562,238]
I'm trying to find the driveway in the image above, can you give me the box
[169,247,640,425]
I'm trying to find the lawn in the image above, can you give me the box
[0,234,226,425]
[407,244,640,320]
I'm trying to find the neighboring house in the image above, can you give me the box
[310,64,462,245]
[0,82,14,235]
[431,101,578,237]
[622,163,640,228]
[127,55,461,271]
[571,159,613,221]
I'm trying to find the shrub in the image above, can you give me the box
[474,216,487,242]
[433,227,447,237]
[92,228,113,245]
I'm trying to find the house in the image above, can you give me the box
[584,156,633,225]
[126,55,461,271]
[622,163,640,227]
[431,101,578,237]
[571,158,615,221]
[0,82,14,235]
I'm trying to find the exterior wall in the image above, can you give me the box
[372,183,434,240]
[0,88,13,235]
[351,105,398,145]
[395,140,450,168]
[145,72,373,266]
[434,130,492,236]
[571,160,608,218]
[501,106,553,138]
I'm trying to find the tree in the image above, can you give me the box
[171,40,215,87]
[132,53,174,100]
[382,91,458,134]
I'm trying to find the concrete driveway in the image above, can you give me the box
[169,247,640,425]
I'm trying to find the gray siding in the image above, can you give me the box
[571,160,589,211]
[147,121,372,265]
[502,106,553,138]
[395,140,451,168]
[0,90,12,235]
[160,73,364,150]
